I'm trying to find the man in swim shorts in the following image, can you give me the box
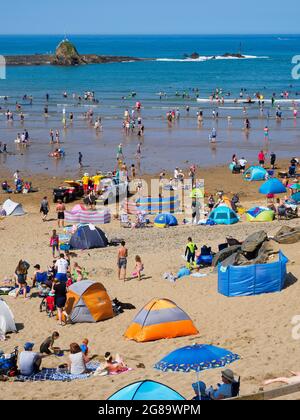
[117,241,128,282]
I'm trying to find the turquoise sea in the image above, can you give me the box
[0,35,300,175]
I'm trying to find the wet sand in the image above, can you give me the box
[1,98,300,176]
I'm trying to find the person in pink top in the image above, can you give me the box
[258,150,266,167]
[50,229,60,258]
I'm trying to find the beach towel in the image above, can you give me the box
[93,366,133,377]
[191,273,208,278]
[16,361,101,382]
[247,207,265,218]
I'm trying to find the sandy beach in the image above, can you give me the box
[1,162,300,400]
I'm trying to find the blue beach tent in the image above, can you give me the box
[259,178,287,195]
[154,213,178,228]
[108,380,185,400]
[291,192,300,203]
[208,206,239,225]
[243,166,268,181]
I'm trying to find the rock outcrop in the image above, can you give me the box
[51,40,84,66]
[4,40,144,67]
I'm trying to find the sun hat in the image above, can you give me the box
[24,342,34,351]
[221,369,235,383]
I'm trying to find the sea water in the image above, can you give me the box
[0,34,299,175]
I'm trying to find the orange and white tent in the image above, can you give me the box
[124,298,198,342]
[65,280,113,323]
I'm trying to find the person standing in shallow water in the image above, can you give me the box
[78,152,83,168]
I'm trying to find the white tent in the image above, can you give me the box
[2,199,25,216]
[0,299,17,336]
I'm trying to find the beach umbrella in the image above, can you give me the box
[154,344,240,397]
[108,380,185,400]
[259,178,287,195]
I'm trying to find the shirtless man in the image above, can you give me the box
[117,241,128,282]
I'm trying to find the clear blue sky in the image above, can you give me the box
[1,0,299,35]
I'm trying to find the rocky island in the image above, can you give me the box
[4,39,144,66]
[185,52,246,59]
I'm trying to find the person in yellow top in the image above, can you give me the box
[92,172,102,192]
[185,237,198,264]
[82,173,90,194]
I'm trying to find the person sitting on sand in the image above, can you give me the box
[264,371,300,386]
[132,255,144,281]
[80,338,90,363]
[68,343,88,375]
[32,264,48,288]
[19,342,42,376]
[40,332,60,355]
[103,352,128,374]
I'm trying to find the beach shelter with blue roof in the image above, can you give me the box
[108,380,185,400]
[259,178,287,195]
[291,192,300,203]
[208,206,239,225]
[154,213,178,228]
[243,166,268,181]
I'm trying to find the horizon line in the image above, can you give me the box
[0,33,300,36]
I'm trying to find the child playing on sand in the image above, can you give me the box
[40,331,60,355]
[50,230,60,258]
[132,255,144,281]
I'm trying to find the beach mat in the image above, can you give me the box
[16,361,100,382]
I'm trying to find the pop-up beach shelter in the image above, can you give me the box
[2,199,25,216]
[154,213,178,228]
[69,224,108,250]
[208,206,239,225]
[124,298,198,342]
[65,280,113,323]
[243,166,268,181]
[0,298,17,336]
[259,178,287,195]
[108,380,185,400]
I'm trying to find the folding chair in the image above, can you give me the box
[120,213,132,228]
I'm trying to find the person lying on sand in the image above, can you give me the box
[264,371,300,386]
[103,352,128,374]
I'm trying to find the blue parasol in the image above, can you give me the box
[154,344,240,373]
[154,344,240,398]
